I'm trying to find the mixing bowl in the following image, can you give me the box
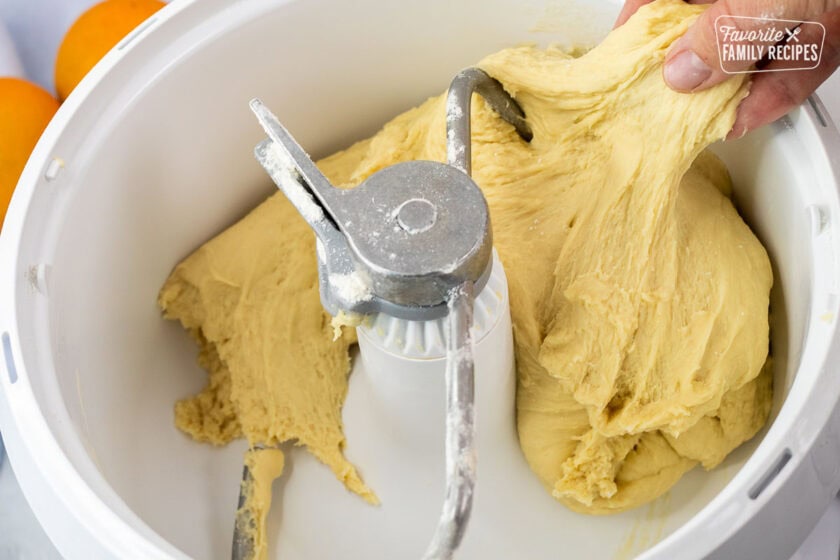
[1,0,839,558]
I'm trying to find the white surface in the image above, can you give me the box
[2,457,838,559]
[819,71,840,124]
[0,1,839,559]
[791,498,840,560]
[0,19,22,78]
[0,0,99,89]
[0,441,59,559]
[333,261,515,559]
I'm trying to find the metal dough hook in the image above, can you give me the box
[243,67,530,560]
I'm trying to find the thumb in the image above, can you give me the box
[663,0,839,92]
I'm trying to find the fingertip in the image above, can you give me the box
[726,91,757,140]
[725,120,750,140]
[663,49,715,92]
[726,74,806,141]
[726,91,782,140]
[613,0,653,29]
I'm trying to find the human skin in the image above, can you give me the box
[616,0,840,137]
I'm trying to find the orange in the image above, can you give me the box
[55,0,166,101]
[0,78,60,223]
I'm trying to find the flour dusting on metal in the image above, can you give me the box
[422,282,476,560]
[265,142,324,223]
[249,67,531,559]
[329,270,373,304]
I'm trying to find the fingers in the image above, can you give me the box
[614,0,656,28]
[614,0,840,138]
[664,0,840,92]
[729,7,840,137]
[614,0,713,28]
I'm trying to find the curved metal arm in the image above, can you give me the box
[232,462,256,560]
[421,67,531,560]
[422,282,476,560]
[250,69,530,560]
[446,68,532,175]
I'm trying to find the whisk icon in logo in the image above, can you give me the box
[714,15,826,73]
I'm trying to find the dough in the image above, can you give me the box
[237,448,285,560]
[159,192,377,505]
[160,0,772,517]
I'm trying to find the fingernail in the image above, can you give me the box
[727,117,750,140]
[664,50,712,92]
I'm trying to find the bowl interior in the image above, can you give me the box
[8,0,826,558]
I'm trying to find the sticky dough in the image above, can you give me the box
[158,190,377,505]
[160,0,772,516]
[237,448,285,560]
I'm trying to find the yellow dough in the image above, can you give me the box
[159,191,377,505]
[237,448,285,560]
[160,0,772,517]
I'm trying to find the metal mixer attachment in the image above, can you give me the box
[250,67,531,560]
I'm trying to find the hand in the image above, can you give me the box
[616,0,840,137]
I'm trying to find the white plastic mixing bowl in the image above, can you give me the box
[1,0,839,558]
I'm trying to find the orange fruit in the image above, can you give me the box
[55,0,166,101]
[0,78,60,222]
